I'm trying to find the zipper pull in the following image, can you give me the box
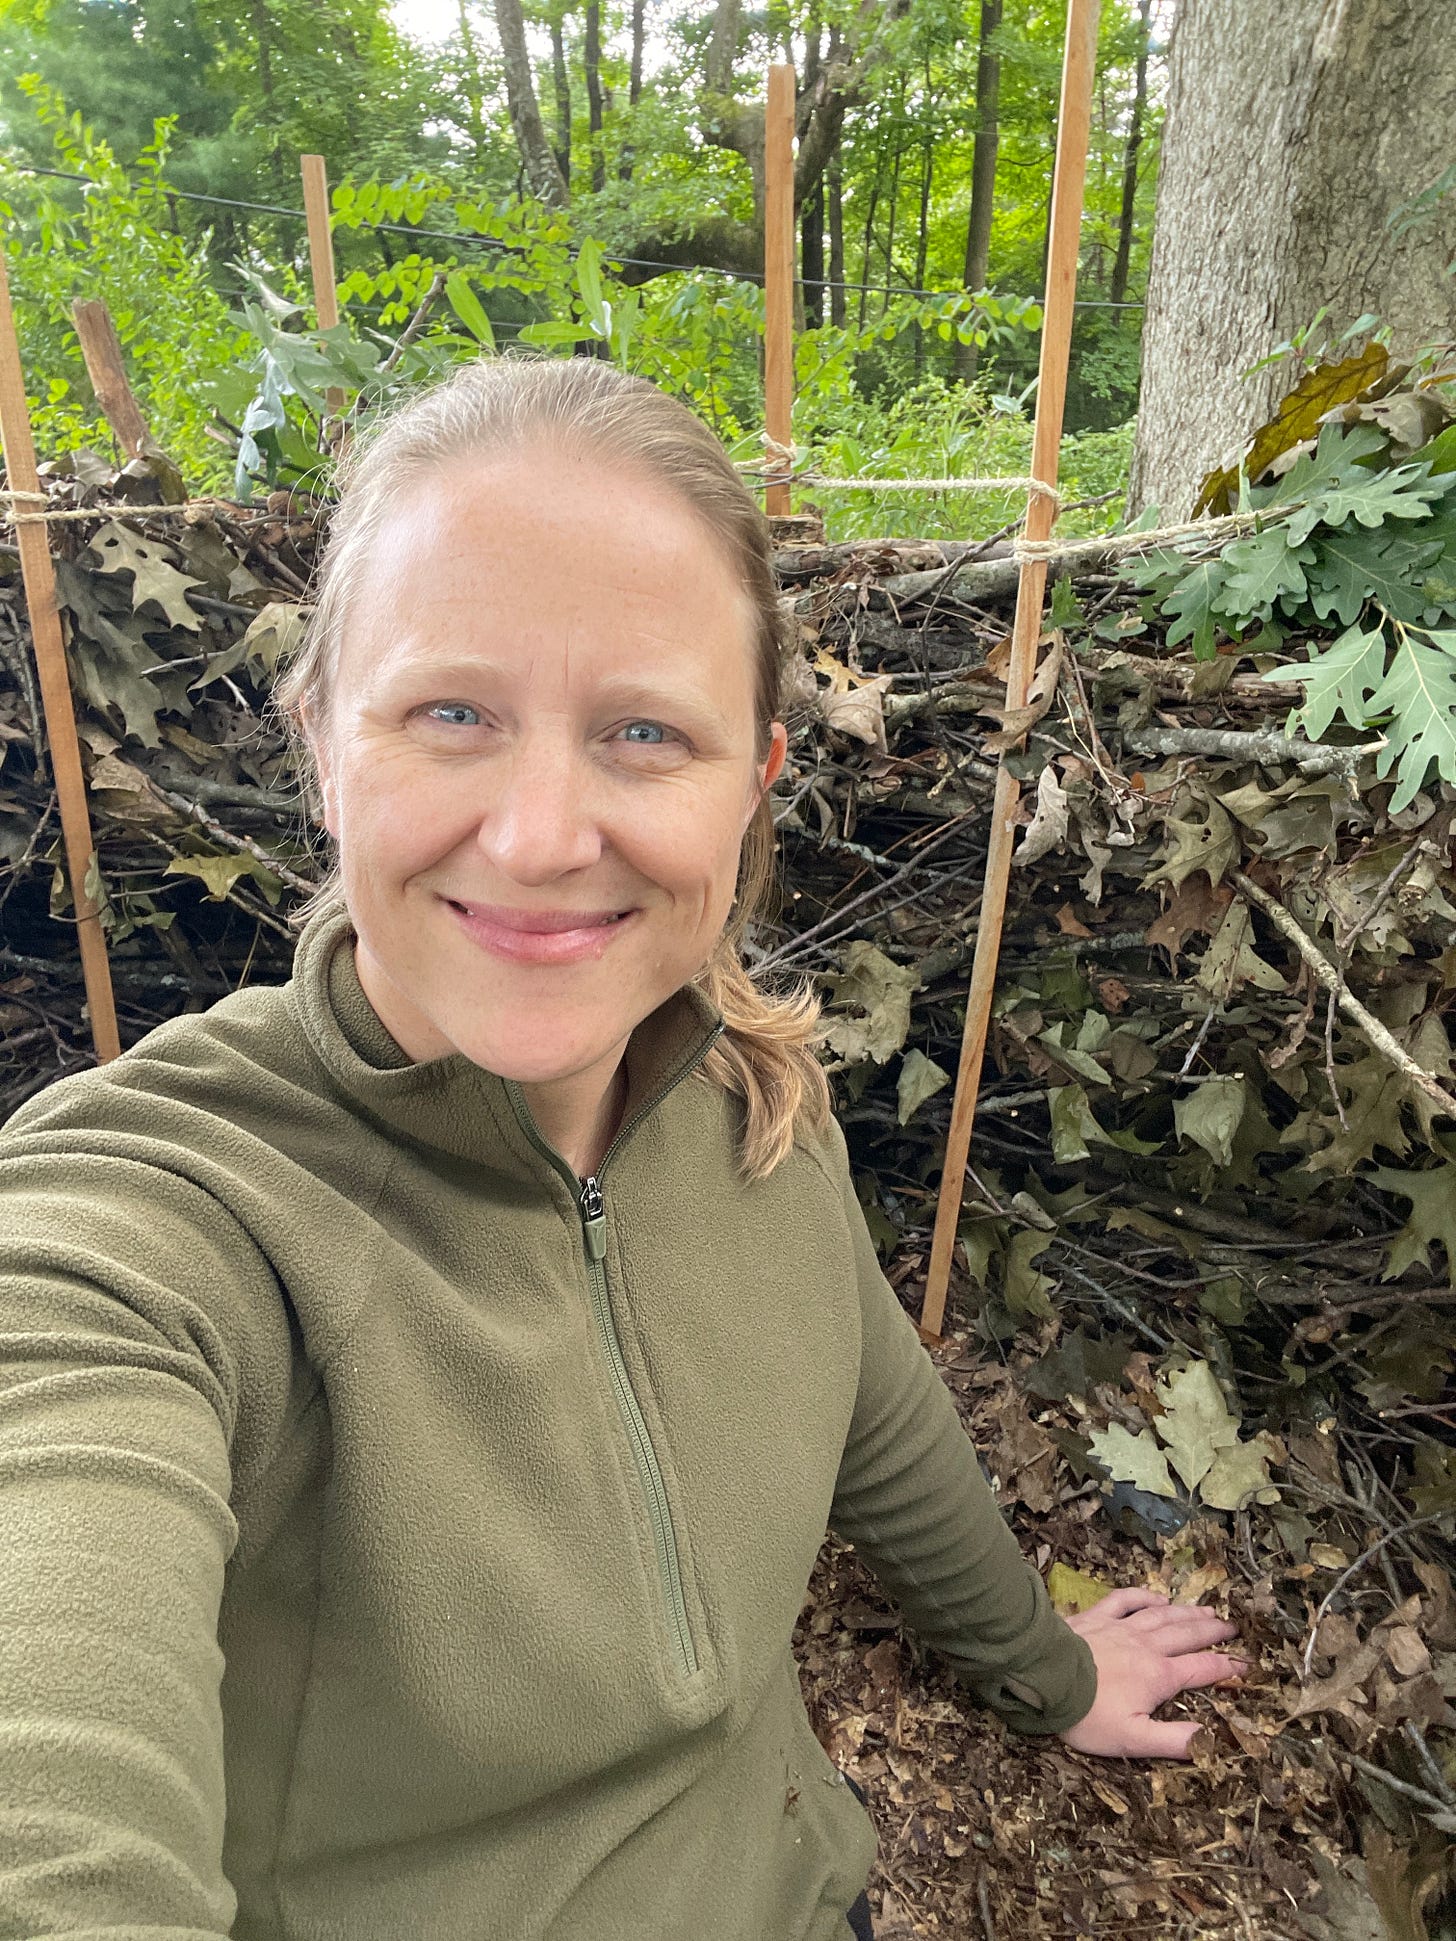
[579,1175,607,1262]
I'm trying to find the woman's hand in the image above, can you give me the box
[1055,1585,1251,1759]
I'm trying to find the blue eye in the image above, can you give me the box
[619,721,669,744]
[426,703,479,727]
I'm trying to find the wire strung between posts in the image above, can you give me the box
[6,162,1147,310]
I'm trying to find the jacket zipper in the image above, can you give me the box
[502,1014,726,1681]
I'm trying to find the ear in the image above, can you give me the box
[745,721,788,831]
[298,703,340,841]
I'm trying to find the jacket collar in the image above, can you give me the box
[289,894,726,1185]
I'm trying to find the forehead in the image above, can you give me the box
[344,445,756,674]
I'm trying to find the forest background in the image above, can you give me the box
[0,0,1159,539]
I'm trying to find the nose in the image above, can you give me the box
[470,729,607,885]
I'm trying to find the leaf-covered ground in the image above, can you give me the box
[796,1319,1456,1938]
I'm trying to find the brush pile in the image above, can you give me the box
[3,436,1456,1933]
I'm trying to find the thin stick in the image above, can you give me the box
[763,64,796,517]
[921,0,1101,1342]
[300,154,345,421]
[0,253,121,1062]
[1231,869,1456,1121]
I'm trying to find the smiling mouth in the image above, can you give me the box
[444,898,635,934]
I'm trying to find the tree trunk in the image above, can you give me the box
[584,0,605,193]
[618,0,645,182]
[1110,0,1150,307]
[491,0,569,209]
[913,54,934,374]
[629,0,644,103]
[550,16,572,188]
[857,120,885,331]
[455,1,493,167]
[880,81,905,318]
[803,183,825,328]
[828,143,845,327]
[1131,0,1456,517]
[954,0,1001,383]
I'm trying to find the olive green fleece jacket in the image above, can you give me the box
[0,896,1096,1941]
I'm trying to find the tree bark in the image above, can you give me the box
[1110,0,1150,307]
[1131,0,1456,517]
[455,1,493,167]
[828,142,845,326]
[803,183,825,327]
[618,0,645,183]
[954,0,1002,383]
[584,0,605,193]
[550,16,572,188]
[491,0,569,209]
[629,0,644,103]
[913,53,934,373]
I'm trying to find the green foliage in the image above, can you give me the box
[0,84,249,482]
[1135,414,1456,814]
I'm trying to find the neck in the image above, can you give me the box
[519,1053,630,1181]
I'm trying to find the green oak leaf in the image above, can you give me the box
[1365,628,1456,812]
[1305,526,1445,626]
[1262,622,1387,740]
[1217,528,1309,619]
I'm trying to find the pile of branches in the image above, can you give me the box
[3,460,1456,1903]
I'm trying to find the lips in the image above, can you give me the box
[445,898,634,934]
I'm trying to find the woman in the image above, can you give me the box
[0,357,1248,1940]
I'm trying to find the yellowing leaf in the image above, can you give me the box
[165,851,283,905]
[896,1047,950,1125]
[1195,344,1390,517]
[1047,1562,1116,1617]
[1174,1074,1247,1168]
[1153,1359,1241,1493]
[1088,1420,1178,1498]
[1200,1433,1282,1511]
[1195,901,1287,998]
[820,941,918,1068]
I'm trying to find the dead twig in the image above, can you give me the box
[1231,870,1456,1123]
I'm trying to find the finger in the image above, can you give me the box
[1140,1610,1243,1653]
[1164,1650,1250,1694]
[1094,1587,1171,1620]
[1122,1716,1204,1761]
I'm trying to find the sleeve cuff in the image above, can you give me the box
[941,1579,1100,1736]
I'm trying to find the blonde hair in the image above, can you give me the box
[269,354,832,1183]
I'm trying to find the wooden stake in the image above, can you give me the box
[763,64,796,517]
[920,0,1101,1343]
[300,154,346,420]
[0,252,121,1063]
[72,300,152,460]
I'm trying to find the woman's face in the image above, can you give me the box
[306,441,789,1086]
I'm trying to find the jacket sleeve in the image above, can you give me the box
[816,1115,1097,1737]
[0,1118,274,1938]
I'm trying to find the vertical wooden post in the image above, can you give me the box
[300,154,346,420]
[0,252,121,1063]
[920,0,1101,1343]
[763,63,796,517]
